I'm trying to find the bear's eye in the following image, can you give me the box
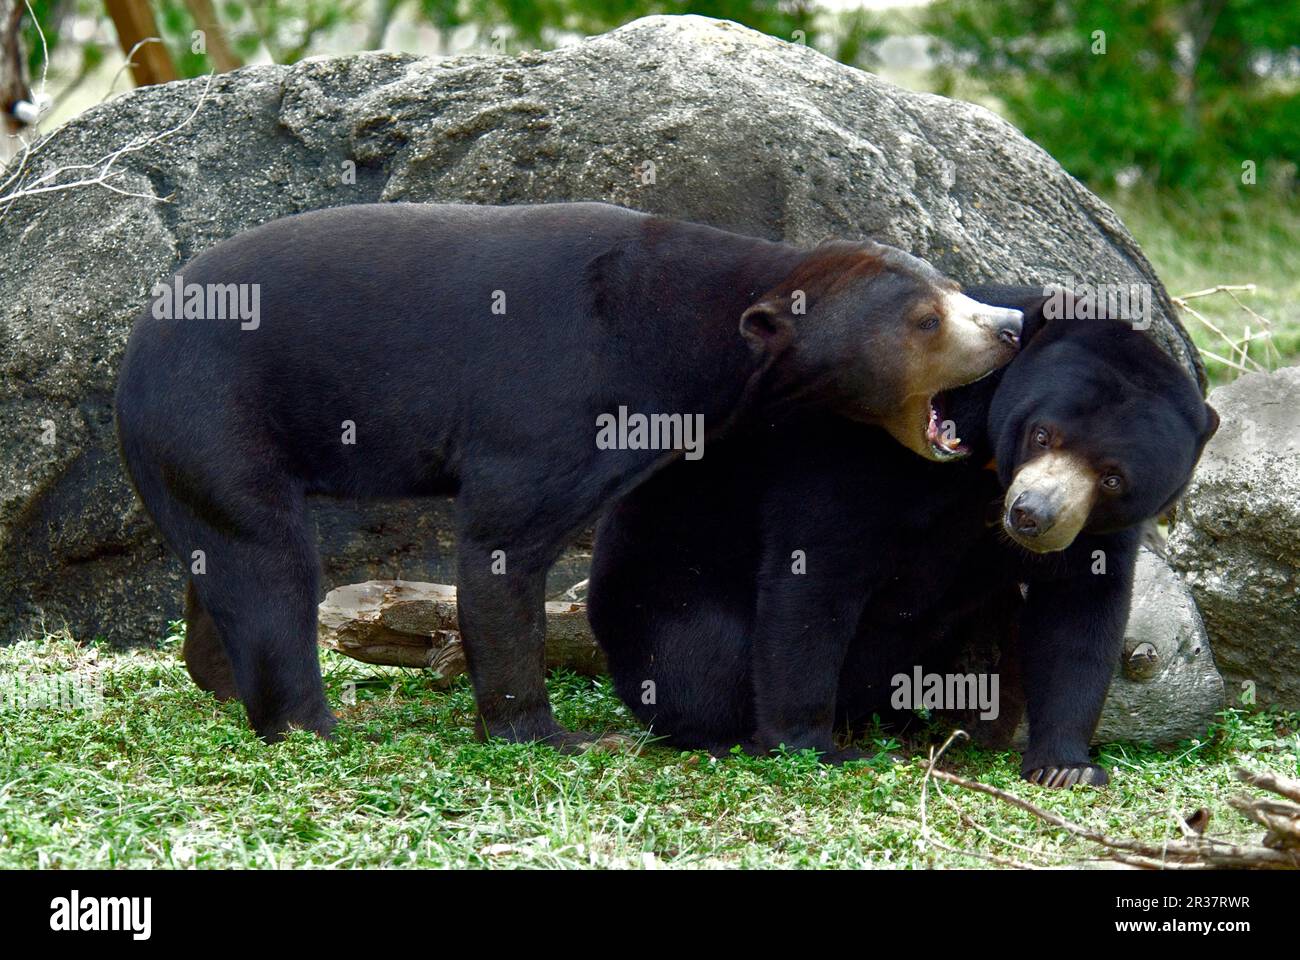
[918,314,941,331]
[1032,427,1050,448]
[1101,474,1124,492]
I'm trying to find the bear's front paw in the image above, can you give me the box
[1022,762,1109,789]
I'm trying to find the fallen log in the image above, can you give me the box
[317,580,606,684]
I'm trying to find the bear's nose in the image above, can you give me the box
[1007,493,1043,536]
[994,309,1022,347]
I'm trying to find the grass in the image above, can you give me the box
[1,630,1295,869]
[1103,185,1300,386]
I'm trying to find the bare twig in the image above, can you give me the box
[934,781,1060,863]
[917,729,1041,868]
[920,758,1300,869]
[109,37,166,95]
[1236,768,1300,804]
[1173,283,1280,378]
[1197,347,1259,375]
[23,0,46,99]
[1173,297,1265,372]
[1177,283,1257,301]
[0,71,213,212]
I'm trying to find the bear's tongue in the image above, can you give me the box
[926,393,966,456]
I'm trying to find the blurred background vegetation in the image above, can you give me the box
[10,0,1299,381]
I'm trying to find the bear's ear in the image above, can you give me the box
[1201,403,1220,443]
[1035,286,1072,324]
[740,299,795,355]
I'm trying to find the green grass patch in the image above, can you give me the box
[1103,185,1300,386]
[1,631,1295,869]
[872,60,1299,389]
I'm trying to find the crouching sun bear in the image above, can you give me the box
[588,284,1216,787]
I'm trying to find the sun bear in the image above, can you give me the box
[587,284,1216,785]
[114,202,1022,746]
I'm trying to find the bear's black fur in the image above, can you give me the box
[587,284,1218,785]
[115,202,1022,746]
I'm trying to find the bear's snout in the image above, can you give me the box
[1002,449,1098,552]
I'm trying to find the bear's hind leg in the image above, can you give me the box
[183,580,238,701]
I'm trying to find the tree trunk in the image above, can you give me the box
[1,0,32,134]
[104,0,178,86]
[183,0,242,72]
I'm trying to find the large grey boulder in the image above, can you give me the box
[1101,549,1224,744]
[1168,367,1300,711]
[0,14,1202,645]
[960,549,1224,748]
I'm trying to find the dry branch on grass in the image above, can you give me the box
[921,735,1300,870]
[1172,283,1283,376]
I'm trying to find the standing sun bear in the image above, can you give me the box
[587,285,1217,786]
[115,202,1022,747]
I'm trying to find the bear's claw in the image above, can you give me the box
[1023,762,1108,789]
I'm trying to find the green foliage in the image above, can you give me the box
[60,0,816,79]
[452,0,816,48]
[19,2,1297,196]
[833,9,890,68]
[156,0,207,77]
[1104,183,1300,382]
[923,0,1300,191]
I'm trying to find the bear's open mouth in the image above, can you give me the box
[925,392,968,460]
